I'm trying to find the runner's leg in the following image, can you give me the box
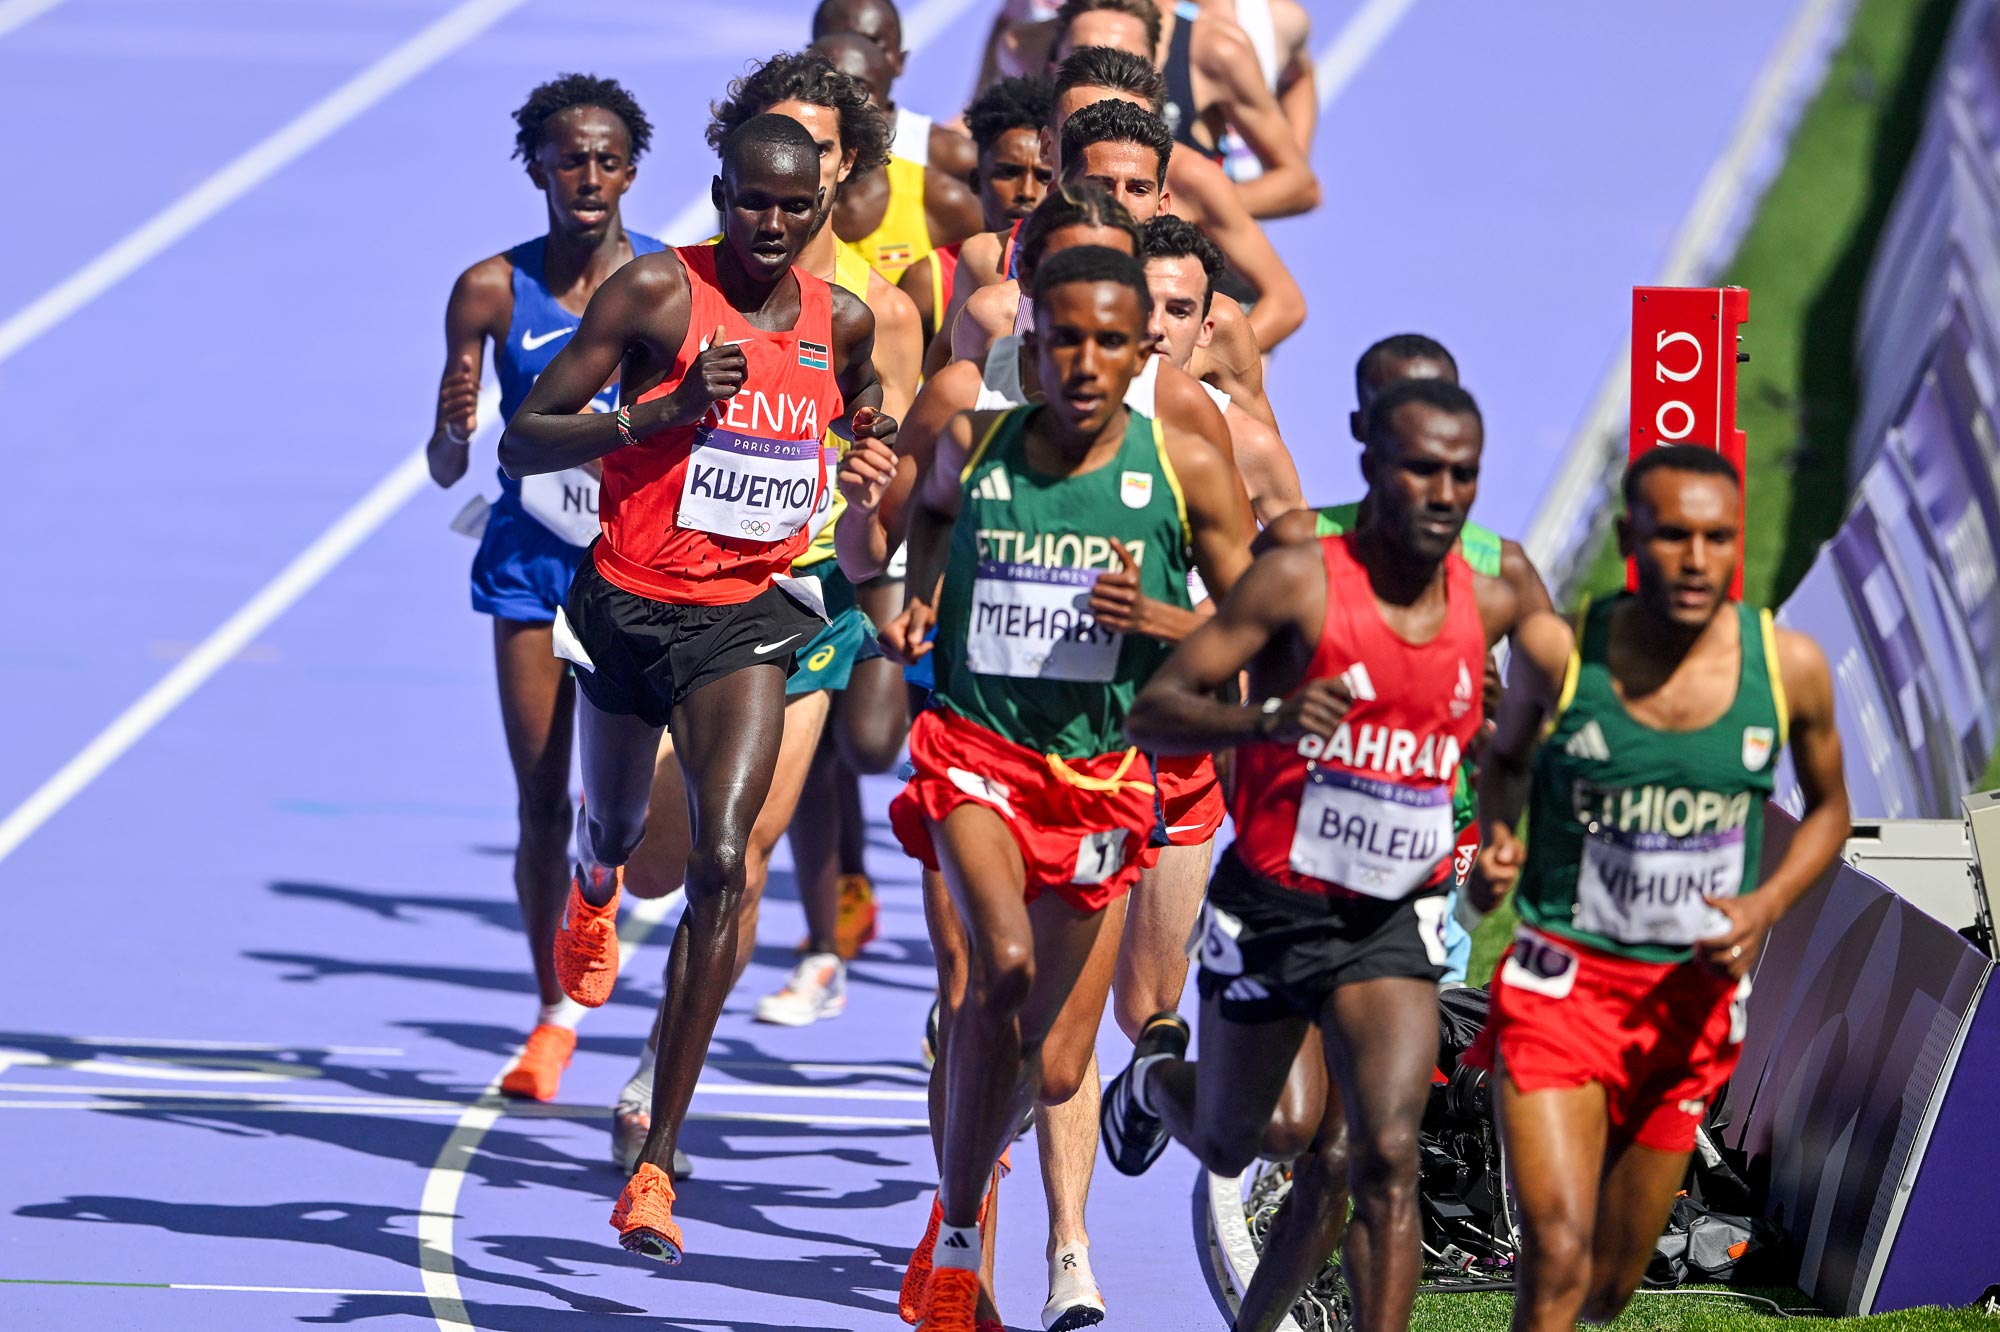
[1147,995,1309,1177]
[1579,1139,1690,1323]
[1261,1032,1329,1159]
[1110,839,1209,1038]
[493,619,575,1003]
[1318,976,1438,1332]
[1034,889,1124,1252]
[1495,1070,1610,1332]
[784,731,846,955]
[1233,1058,1350,1332]
[633,663,789,1174]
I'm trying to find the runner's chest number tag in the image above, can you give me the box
[1289,765,1453,899]
[1194,901,1245,976]
[519,466,602,547]
[677,426,823,543]
[1501,928,1578,999]
[966,561,1122,682]
[1575,826,1744,946]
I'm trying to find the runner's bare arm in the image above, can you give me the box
[927,229,1007,378]
[951,279,1016,362]
[930,124,980,185]
[1250,504,1319,556]
[925,167,987,247]
[863,273,922,423]
[500,254,695,478]
[1198,23,1320,218]
[1499,538,1555,618]
[880,410,981,663]
[834,359,979,582]
[1168,154,1306,348]
[1126,542,1336,755]
[1198,302,1276,427]
[1698,629,1849,978]
[1270,0,1317,152]
[897,254,940,344]
[427,256,511,487]
[1465,609,1572,910]
[1225,404,1304,525]
[1089,414,1250,641]
[831,287,895,442]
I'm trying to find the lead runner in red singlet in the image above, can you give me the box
[499,114,894,1266]
[1106,379,1527,1332]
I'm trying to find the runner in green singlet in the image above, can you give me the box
[879,245,1253,1331]
[1463,445,1848,1331]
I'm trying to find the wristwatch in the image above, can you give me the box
[1254,696,1283,739]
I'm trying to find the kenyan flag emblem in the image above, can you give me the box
[799,339,829,370]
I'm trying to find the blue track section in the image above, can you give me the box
[0,2,1810,1327]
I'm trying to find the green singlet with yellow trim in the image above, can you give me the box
[1316,500,1500,830]
[933,404,1192,758]
[1522,594,1787,964]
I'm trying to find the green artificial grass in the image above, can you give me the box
[1443,5,1983,1327]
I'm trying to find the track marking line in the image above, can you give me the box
[0,1052,329,1083]
[0,1080,928,1105]
[0,0,531,367]
[0,1099,933,1126]
[0,0,65,40]
[0,1276,427,1298]
[1313,0,1420,107]
[58,1035,403,1055]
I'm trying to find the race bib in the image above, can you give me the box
[1289,765,1454,899]
[1574,826,1744,947]
[519,466,602,547]
[676,426,822,543]
[1072,829,1127,886]
[965,561,1122,681]
[1192,901,1245,976]
[1500,928,1578,999]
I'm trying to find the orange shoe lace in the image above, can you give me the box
[917,1266,979,1332]
[499,1024,576,1101]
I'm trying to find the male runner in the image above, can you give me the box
[1463,446,1848,1331]
[814,32,985,283]
[899,75,1055,345]
[424,74,659,1104]
[940,74,1277,434]
[1105,379,1525,1332]
[1231,335,1552,1332]
[498,114,893,1263]
[1198,0,1316,184]
[813,0,982,184]
[1048,0,1318,218]
[884,246,1252,1330]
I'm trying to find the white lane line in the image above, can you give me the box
[1522,0,1856,586]
[0,1080,927,1105]
[0,1100,931,1127]
[0,0,531,367]
[0,1278,427,1298]
[1313,0,1420,108]
[0,0,66,41]
[63,1035,403,1055]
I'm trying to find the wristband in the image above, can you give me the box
[1254,696,1283,739]
[614,405,637,449]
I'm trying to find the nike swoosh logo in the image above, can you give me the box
[753,635,802,655]
[521,326,575,351]
[1165,823,1206,835]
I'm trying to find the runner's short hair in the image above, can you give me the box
[811,0,902,49]
[719,112,822,184]
[1623,444,1742,509]
[1140,215,1224,311]
[1017,184,1140,282]
[966,75,1057,154]
[1355,333,1459,398]
[514,74,653,163]
[1364,378,1483,453]
[1032,244,1153,323]
[1054,0,1163,52]
[708,50,891,178]
[1053,46,1167,116]
[1059,98,1172,187]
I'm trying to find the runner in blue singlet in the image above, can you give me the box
[422,74,662,1108]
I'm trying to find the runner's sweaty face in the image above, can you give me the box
[764,99,856,242]
[1622,468,1742,627]
[1046,85,1149,178]
[1143,255,1212,368]
[1027,279,1148,442]
[1055,12,1154,61]
[980,127,1053,227]
[1066,140,1165,222]
[528,106,637,242]
[716,152,824,282]
[1363,402,1482,563]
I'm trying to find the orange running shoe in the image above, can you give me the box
[554,865,622,1007]
[499,1024,575,1101]
[900,1196,943,1324]
[917,1265,979,1332]
[833,873,879,959]
[610,1162,683,1264]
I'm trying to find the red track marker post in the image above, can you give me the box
[1627,286,1749,597]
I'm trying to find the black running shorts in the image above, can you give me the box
[1193,847,1450,1024]
[563,559,824,728]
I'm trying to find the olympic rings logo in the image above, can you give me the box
[740,519,772,536]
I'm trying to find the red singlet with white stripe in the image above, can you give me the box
[596,245,845,606]
[1231,533,1485,898]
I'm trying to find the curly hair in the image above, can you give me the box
[965,75,1056,153]
[707,50,891,178]
[512,73,652,163]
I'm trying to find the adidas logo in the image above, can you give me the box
[970,470,1013,502]
[1223,978,1270,1004]
[1564,719,1610,762]
[1338,662,1377,701]
[1450,659,1474,718]
[940,1231,973,1250]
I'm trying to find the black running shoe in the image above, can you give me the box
[1099,1010,1188,1176]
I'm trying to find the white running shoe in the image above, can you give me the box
[1042,1241,1107,1330]
[754,952,847,1026]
